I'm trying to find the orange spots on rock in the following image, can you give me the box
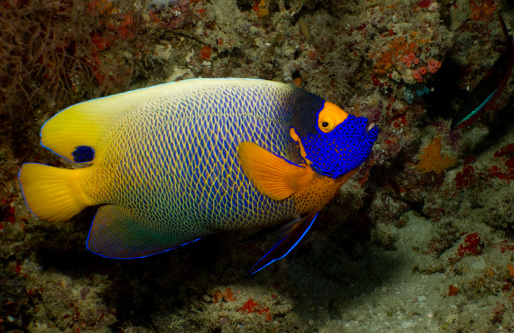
[238,298,272,321]
[91,33,111,51]
[411,137,456,174]
[370,37,418,72]
[507,264,514,278]
[212,290,223,304]
[456,232,484,257]
[212,288,237,303]
[448,284,459,296]
[118,14,136,41]
[200,46,212,60]
[222,288,236,302]
[256,0,269,17]
[87,0,115,15]
[239,298,258,312]
[391,115,407,128]
[469,0,497,22]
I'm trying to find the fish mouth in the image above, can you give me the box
[365,122,376,133]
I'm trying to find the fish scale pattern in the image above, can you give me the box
[82,80,315,244]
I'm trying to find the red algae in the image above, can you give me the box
[238,298,272,321]
[448,284,459,296]
[418,0,431,8]
[222,288,236,302]
[456,233,484,257]
[239,298,258,313]
[489,144,514,181]
[200,45,212,60]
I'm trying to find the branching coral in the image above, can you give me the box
[0,0,143,138]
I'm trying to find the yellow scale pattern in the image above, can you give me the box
[81,80,313,244]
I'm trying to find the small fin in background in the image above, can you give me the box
[237,142,314,201]
[41,83,174,162]
[18,163,90,222]
[247,212,319,275]
[499,13,510,40]
[87,205,200,259]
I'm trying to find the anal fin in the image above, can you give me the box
[87,205,200,259]
[247,212,319,275]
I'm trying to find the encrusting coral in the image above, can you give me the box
[411,137,457,174]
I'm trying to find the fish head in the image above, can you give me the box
[290,101,379,178]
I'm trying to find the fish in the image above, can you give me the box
[451,13,514,130]
[18,78,379,274]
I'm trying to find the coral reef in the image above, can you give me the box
[0,0,141,128]
[1,0,513,332]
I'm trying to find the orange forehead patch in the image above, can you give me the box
[317,101,349,133]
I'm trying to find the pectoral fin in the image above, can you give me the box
[237,142,314,200]
[247,212,319,275]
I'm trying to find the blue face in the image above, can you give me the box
[300,115,379,178]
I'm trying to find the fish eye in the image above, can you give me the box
[319,117,335,133]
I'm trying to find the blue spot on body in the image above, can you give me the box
[72,145,95,162]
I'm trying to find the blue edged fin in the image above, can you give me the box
[87,205,200,259]
[247,212,318,275]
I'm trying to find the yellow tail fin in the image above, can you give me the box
[19,164,91,222]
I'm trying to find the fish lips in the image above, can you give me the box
[302,115,379,178]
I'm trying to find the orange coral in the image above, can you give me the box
[469,0,496,22]
[222,288,236,302]
[508,264,514,278]
[448,284,459,296]
[371,36,419,72]
[257,0,269,17]
[412,137,456,174]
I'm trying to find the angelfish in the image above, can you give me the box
[19,78,379,274]
[451,14,514,130]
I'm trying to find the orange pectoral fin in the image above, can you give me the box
[237,142,314,201]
